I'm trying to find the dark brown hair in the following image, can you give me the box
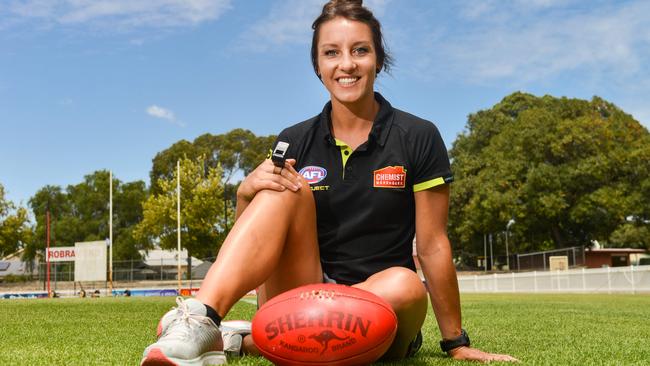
[311,0,393,77]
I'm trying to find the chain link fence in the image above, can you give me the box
[514,246,585,270]
[35,257,219,282]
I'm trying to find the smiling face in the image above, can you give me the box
[316,17,379,107]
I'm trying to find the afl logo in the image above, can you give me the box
[299,166,327,185]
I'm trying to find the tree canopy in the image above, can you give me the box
[150,129,275,194]
[134,156,232,260]
[21,129,276,265]
[0,184,32,258]
[26,171,148,262]
[449,92,650,259]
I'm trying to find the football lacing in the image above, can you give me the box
[299,289,336,300]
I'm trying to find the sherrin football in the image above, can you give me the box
[251,283,397,366]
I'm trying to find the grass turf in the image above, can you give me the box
[0,293,648,365]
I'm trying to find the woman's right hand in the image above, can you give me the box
[449,346,519,363]
[236,159,303,202]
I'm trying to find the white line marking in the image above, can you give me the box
[239,298,257,306]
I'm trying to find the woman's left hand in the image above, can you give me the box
[449,346,519,362]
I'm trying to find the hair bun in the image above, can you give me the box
[325,0,363,10]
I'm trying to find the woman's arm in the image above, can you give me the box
[415,185,518,362]
[414,185,461,338]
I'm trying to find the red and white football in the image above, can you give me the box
[251,283,397,366]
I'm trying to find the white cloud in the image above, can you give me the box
[241,0,391,50]
[2,0,231,29]
[147,105,184,127]
[404,1,650,87]
[460,0,579,20]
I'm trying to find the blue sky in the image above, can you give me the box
[1,0,649,208]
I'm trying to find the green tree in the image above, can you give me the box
[134,156,232,271]
[449,92,650,261]
[112,181,149,260]
[150,129,275,192]
[194,129,276,180]
[150,140,200,195]
[610,223,650,249]
[0,184,32,258]
[25,185,70,263]
[150,129,275,235]
[26,172,148,262]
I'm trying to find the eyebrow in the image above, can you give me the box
[319,41,372,49]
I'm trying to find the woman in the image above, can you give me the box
[141,1,517,364]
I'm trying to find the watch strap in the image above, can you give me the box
[439,328,471,353]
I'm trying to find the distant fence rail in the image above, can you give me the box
[458,265,650,294]
[30,257,217,284]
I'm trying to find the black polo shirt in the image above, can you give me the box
[274,93,453,285]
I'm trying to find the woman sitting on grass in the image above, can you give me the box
[141,1,518,364]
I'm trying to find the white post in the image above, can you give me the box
[505,232,509,270]
[177,160,182,295]
[506,219,515,271]
[630,265,635,294]
[109,170,113,296]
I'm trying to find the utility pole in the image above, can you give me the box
[177,160,181,295]
[46,210,51,297]
[109,171,113,296]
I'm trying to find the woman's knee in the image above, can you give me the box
[356,267,427,312]
[254,178,314,211]
[357,268,427,361]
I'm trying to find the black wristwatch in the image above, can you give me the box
[440,329,471,353]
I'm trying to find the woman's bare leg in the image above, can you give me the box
[353,267,428,360]
[195,182,322,318]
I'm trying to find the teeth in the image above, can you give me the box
[338,77,358,85]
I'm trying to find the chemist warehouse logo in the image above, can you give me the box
[373,166,406,188]
[300,166,327,185]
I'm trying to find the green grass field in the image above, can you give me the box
[1,293,648,365]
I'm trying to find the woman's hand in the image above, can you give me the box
[449,346,519,363]
[236,159,303,202]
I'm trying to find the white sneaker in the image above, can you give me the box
[141,297,226,366]
[221,320,252,358]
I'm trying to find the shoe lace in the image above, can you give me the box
[163,297,214,341]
